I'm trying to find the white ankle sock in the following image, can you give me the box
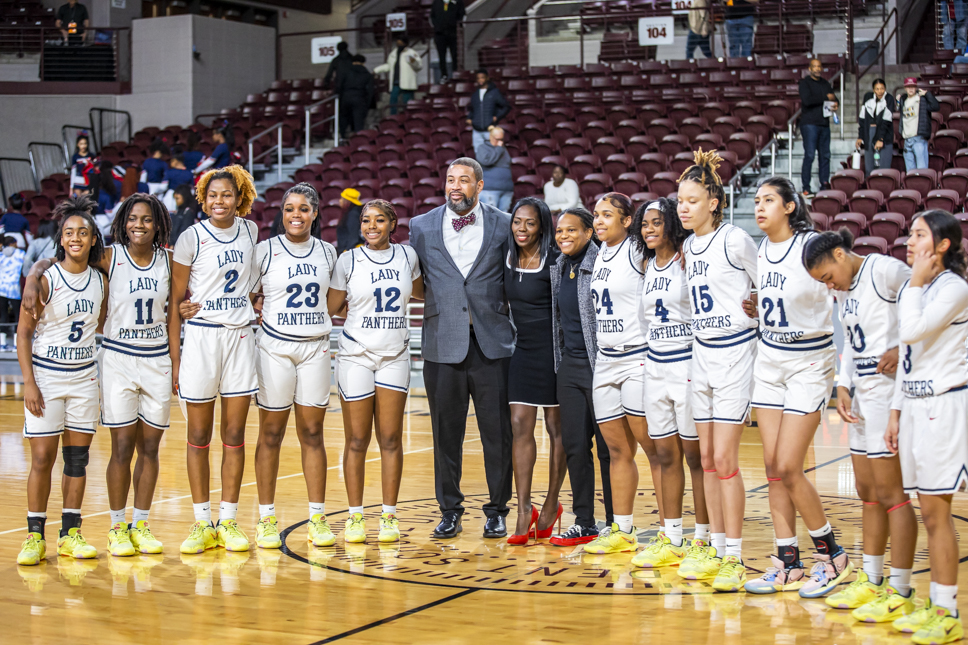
[132,508,149,523]
[712,532,726,556]
[935,583,959,614]
[309,502,325,518]
[349,506,364,516]
[776,535,798,547]
[614,514,633,534]
[219,501,238,522]
[193,502,211,523]
[259,504,275,520]
[694,523,710,542]
[382,504,397,515]
[863,553,885,585]
[890,568,912,596]
[725,537,742,559]
[664,518,683,546]
[109,509,126,526]
[807,522,832,538]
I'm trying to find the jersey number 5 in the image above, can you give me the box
[68,321,83,343]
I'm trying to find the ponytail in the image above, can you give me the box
[802,228,854,271]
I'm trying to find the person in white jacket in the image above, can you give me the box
[543,165,581,215]
[374,34,423,114]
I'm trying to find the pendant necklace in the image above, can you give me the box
[518,247,539,282]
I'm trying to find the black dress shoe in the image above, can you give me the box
[482,515,507,538]
[432,511,462,538]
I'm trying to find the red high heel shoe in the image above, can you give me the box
[507,505,539,545]
[534,503,563,539]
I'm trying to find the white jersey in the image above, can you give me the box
[590,236,647,351]
[172,218,258,328]
[102,244,170,357]
[33,264,104,370]
[641,253,692,361]
[757,232,834,351]
[893,271,968,401]
[684,223,758,346]
[836,254,910,386]
[332,244,421,356]
[256,235,337,341]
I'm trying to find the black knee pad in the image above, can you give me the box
[62,445,90,478]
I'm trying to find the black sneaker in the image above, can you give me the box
[549,523,599,546]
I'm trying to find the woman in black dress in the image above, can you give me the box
[505,197,567,544]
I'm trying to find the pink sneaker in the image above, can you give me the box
[799,550,853,598]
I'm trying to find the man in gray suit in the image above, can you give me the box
[409,157,514,539]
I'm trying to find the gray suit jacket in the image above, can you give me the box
[410,203,514,363]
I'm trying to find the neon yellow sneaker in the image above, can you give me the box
[344,513,367,543]
[825,569,885,609]
[711,555,747,592]
[582,523,637,554]
[129,520,163,554]
[678,541,722,580]
[852,585,916,623]
[216,519,250,552]
[256,516,282,549]
[17,532,46,565]
[107,522,136,557]
[180,521,217,554]
[308,514,336,547]
[57,527,97,559]
[631,531,686,568]
[379,513,400,543]
[894,598,935,633]
[912,607,964,645]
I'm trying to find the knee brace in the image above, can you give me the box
[62,445,90,478]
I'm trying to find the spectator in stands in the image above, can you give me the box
[180,131,204,171]
[543,165,580,215]
[856,78,896,175]
[22,218,56,278]
[941,0,968,51]
[476,126,513,212]
[467,69,511,150]
[141,140,170,195]
[56,0,89,46]
[724,0,758,57]
[0,236,25,347]
[2,194,31,249]
[169,185,198,247]
[686,0,713,59]
[95,160,120,215]
[338,54,375,137]
[897,77,940,171]
[165,155,194,192]
[375,34,422,115]
[70,134,94,194]
[431,0,465,82]
[336,188,364,255]
[194,126,234,175]
[323,41,354,90]
[798,58,838,198]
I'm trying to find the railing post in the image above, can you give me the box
[729,183,734,224]
[580,15,584,67]
[277,125,283,183]
[248,141,254,178]
[305,108,311,166]
[788,122,793,181]
[771,138,776,175]
[334,97,340,147]
[840,72,844,139]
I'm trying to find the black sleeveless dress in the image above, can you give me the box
[505,250,558,406]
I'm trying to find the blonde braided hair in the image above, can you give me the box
[677,148,727,227]
[195,164,258,218]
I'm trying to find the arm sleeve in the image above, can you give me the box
[726,227,759,286]
[409,50,422,71]
[879,257,913,300]
[925,92,941,111]
[493,90,511,122]
[838,323,855,389]
[475,143,501,165]
[172,227,198,266]
[331,252,350,291]
[195,156,215,173]
[897,279,968,344]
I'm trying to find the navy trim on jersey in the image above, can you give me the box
[186,320,223,328]
[761,232,804,265]
[52,264,93,292]
[760,334,834,352]
[752,401,785,409]
[64,425,96,433]
[596,411,627,423]
[649,253,681,273]
[121,245,161,272]
[138,414,169,430]
[179,394,217,402]
[338,382,375,401]
[261,321,328,343]
[360,245,397,265]
[220,388,258,397]
[191,226,201,264]
[102,340,169,358]
[31,356,96,372]
[623,406,646,417]
[649,428,680,440]
[912,465,968,494]
[598,236,628,264]
[867,450,893,458]
[108,244,119,281]
[342,330,361,344]
[375,380,410,393]
[723,226,747,271]
[600,237,644,275]
[103,338,168,352]
[279,236,318,259]
[255,397,293,411]
[261,237,274,276]
[869,255,900,303]
[101,417,138,428]
[695,327,757,348]
[687,223,727,256]
[599,344,648,358]
[647,346,693,363]
[199,219,241,244]
[712,415,748,423]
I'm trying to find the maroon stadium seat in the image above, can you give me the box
[832,212,868,237]
[869,212,906,243]
[811,190,849,217]
[853,236,889,256]
[867,168,902,195]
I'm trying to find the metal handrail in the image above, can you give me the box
[853,8,899,120]
[0,157,38,206]
[89,107,132,150]
[304,95,340,165]
[248,122,285,183]
[27,142,68,183]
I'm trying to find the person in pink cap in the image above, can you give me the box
[896,77,939,171]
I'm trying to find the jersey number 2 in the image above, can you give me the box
[761,297,789,328]
[286,283,321,308]
[224,269,239,293]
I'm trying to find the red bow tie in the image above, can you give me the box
[452,213,476,232]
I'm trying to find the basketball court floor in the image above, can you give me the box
[0,370,961,644]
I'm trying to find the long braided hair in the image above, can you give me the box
[677,148,727,227]
[110,193,172,250]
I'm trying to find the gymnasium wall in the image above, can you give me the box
[0,94,121,157]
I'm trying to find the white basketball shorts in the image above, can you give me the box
[645,348,697,440]
[256,330,331,411]
[337,347,410,401]
[592,346,647,424]
[899,386,968,495]
[178,321,257,403]
[691,331,756,424]
[848,374,895,459]
[752,342,835,416]
[99,347,172,430]
[23,361,99,437]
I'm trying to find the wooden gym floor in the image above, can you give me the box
[0,373,964,644]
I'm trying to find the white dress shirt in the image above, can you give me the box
[543,178,581,212]
[443,200,485,277]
